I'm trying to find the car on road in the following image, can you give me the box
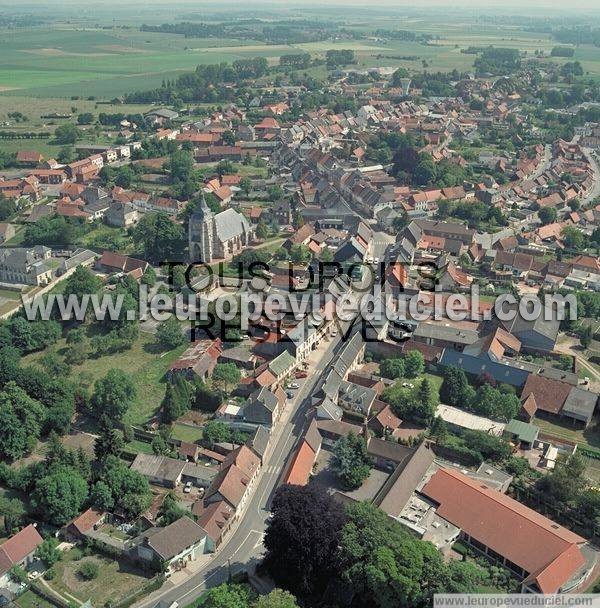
[288,382,299,389]
[287,390,294,399]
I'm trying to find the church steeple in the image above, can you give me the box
[189,193,214,263]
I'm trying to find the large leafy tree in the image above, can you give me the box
[63,265,102,301]
[0,496,24,535]
[98,456,151,517]
[156,317,185,350]
[255,590,299,608]
[339,502,448,608]
[263,485,346,597]
[91,369,136,423]
[212,363,241,392]
[203,584,251,608]
[0,382,46,461]
[132,211,185,263]
[32,467,88,526]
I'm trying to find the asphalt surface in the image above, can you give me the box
[135,328,352,608]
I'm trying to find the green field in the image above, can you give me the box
[1,17,600,117]
[23,332,187,426]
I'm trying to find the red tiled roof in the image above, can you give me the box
[282,440,315,486]
[521,375,572,415]
[422,468,585,593]
[0,524,43,574]
[69,508,104,535]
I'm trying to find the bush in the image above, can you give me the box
[77,561,100,580]
[44,567,56,580]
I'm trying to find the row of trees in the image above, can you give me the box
[440,366,520,422]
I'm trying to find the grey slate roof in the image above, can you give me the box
[146,516,207,560]
[214,208,250,244]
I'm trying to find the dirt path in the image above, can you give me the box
[38,577,83,606]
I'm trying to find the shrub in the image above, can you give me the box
[77,561,99,580]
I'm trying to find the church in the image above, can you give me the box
[188,195,252,263]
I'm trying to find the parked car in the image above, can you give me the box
[183,481,193,493]
[289,382,299,389]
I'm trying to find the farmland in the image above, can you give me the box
[2,15,600,128]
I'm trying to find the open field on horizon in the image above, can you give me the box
[1,17,600,126]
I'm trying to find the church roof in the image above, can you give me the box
[214,208,250,244]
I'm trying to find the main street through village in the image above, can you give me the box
[136,325,355,608]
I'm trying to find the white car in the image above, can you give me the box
[331,331,338,337]
[289,382,299,389]
[402,382,414,389]
[183,482,192,493]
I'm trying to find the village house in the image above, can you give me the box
[137,516,213,573]
[0,524,43,586]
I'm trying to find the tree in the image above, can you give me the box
[239,177,252,197]
[417,377,433,409]
[0,382,46,461]
[392,211,409,233]
[212,363,241,392]
[90,480,114,511]
[156,317,185,350]
[99,456,151,517]
[332,432,372,490]
[142,266,157,287]
[380,358,405,380]
[0,496,24,535]
[204,584,251,608]
[132,212,185,263]
[78,561,99,580]
[77,112,94,125]
[32,467,88,526]
[53,123,79,145]
[413,160,436,185]
[561,225,586,250]
[57,146,75,164]
[288,244,311,264]
[580,324,593,349]
[538,207,557,225]
[94,421,124,461]
[203,420,231,446]
[162,383,183,423]
[469,384,520,421]
[91,369,136,423]
[404,350,424,378]
[159,494,187,526]
[255,590,299,608]
[263,485,347,597]
[63,265,102,302]
[0,194,17,222]
[256,220,269,240]
[339,501,448,608]
[320,247,333,263]
[536,453,586,505]
[440,367,473,407]
[36,538,61,567]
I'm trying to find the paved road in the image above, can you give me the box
[581,147,600,206]
[135,329,353,608]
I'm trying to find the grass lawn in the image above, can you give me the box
[15,589,57,608]
[171,423,204,443]
[23,333,187,426]
[47,550,151,606]
[124,438,155,455]
[75,223,134,254]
